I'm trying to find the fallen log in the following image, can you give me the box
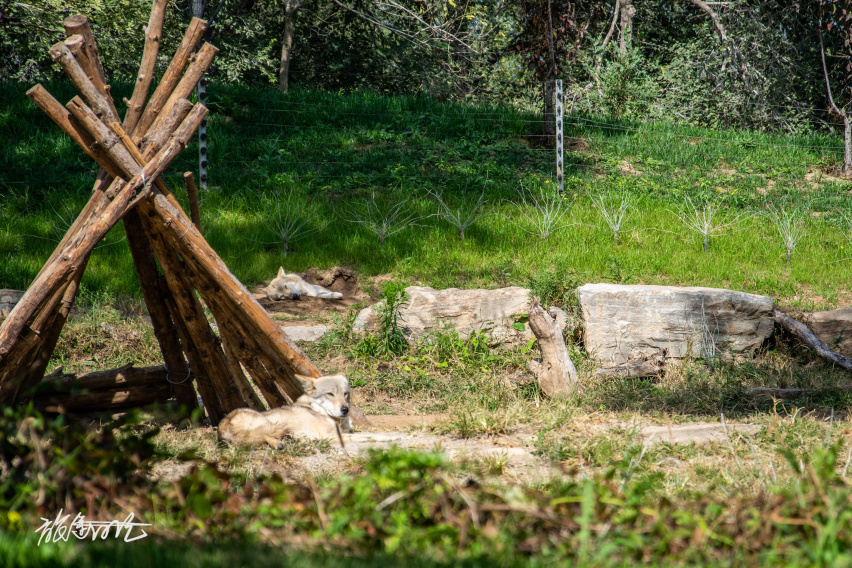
[527,298,582,397]
[774,308,852,373]
[33,364,175,412]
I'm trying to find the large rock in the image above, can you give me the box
[0,289,25,319]
[805,308,852,356]
[577,284,774,365]
[355,286,531,340]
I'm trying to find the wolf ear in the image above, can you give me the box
[277,266,286,277]
[293,374,316,393]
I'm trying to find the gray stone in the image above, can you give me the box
[805,307,852,356]
[400,286,530,339]
[282,325,328,342]
[353,305,377,334]
[353,286,532,340]
[0,289,25,319]
[577,283,774,365]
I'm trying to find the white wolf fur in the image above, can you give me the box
[218,374,350,448]
[265,267,343,301]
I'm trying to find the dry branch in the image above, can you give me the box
[774,309,852,373]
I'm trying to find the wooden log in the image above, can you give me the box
[39,363,169,392]
[48,41,116,123]
[122,211,197,411]
[183,172,201,229]
[774,308,852,373]
[37,381,173,413]
[182,264,290,407]
[62,15,107,91]
[15,257,90,399]
[66,96,137,174]
[84,106,254,417]
[25,85,124,180]
[122,0,169,135]
[527,298,582,397]
[63,35,120,121]
[143,192,322,400]
[99,124,312,404]
[135,210,235,423]
[220,332,265,410]
[145,43,218,141]
[133,17,207,143]
[0,107,206,397]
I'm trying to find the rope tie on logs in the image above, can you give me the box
[163,362,193,385]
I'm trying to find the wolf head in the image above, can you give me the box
[294,374,350,420]
[265,267,301,301]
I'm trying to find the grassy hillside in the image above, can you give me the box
[1,82,850,309]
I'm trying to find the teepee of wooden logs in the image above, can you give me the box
[0,0,322,424]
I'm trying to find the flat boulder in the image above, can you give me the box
[577,284,774,365]
[805,308,852,356]
[355,286,531,340]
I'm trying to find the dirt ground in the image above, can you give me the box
[150,414,764,484]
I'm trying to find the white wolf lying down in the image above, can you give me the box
[264,267,343,301]
[217,374,350,448]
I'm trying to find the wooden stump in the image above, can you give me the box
[527,298,582,397]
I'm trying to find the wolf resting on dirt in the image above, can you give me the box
[218,374,350,448]
[265,267,343,301]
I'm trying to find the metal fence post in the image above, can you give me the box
[191,0,208,191]
[555,79,563,197]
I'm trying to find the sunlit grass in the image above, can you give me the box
[1,82,850,308]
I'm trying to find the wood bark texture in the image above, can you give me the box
[527,298,582,397]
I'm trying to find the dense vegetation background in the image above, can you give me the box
[2,1,849,135]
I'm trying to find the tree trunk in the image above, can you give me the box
[618,0,634,54]
[541,0,556,145]
[543,74,555,144]
[278,0,304,93]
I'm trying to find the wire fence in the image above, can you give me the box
[1,89,848,191]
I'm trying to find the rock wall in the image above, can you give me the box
[577,284,774,365]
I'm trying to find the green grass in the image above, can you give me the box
[1,81,851,307]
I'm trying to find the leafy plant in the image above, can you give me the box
[356,281,409,358]
[669,195,749,253]
[430,190,488,241]
[763,201,809,263]
[589,191,632,244]
[343,191,425,248]
[248,187,329,256]
[508,183,575,240]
